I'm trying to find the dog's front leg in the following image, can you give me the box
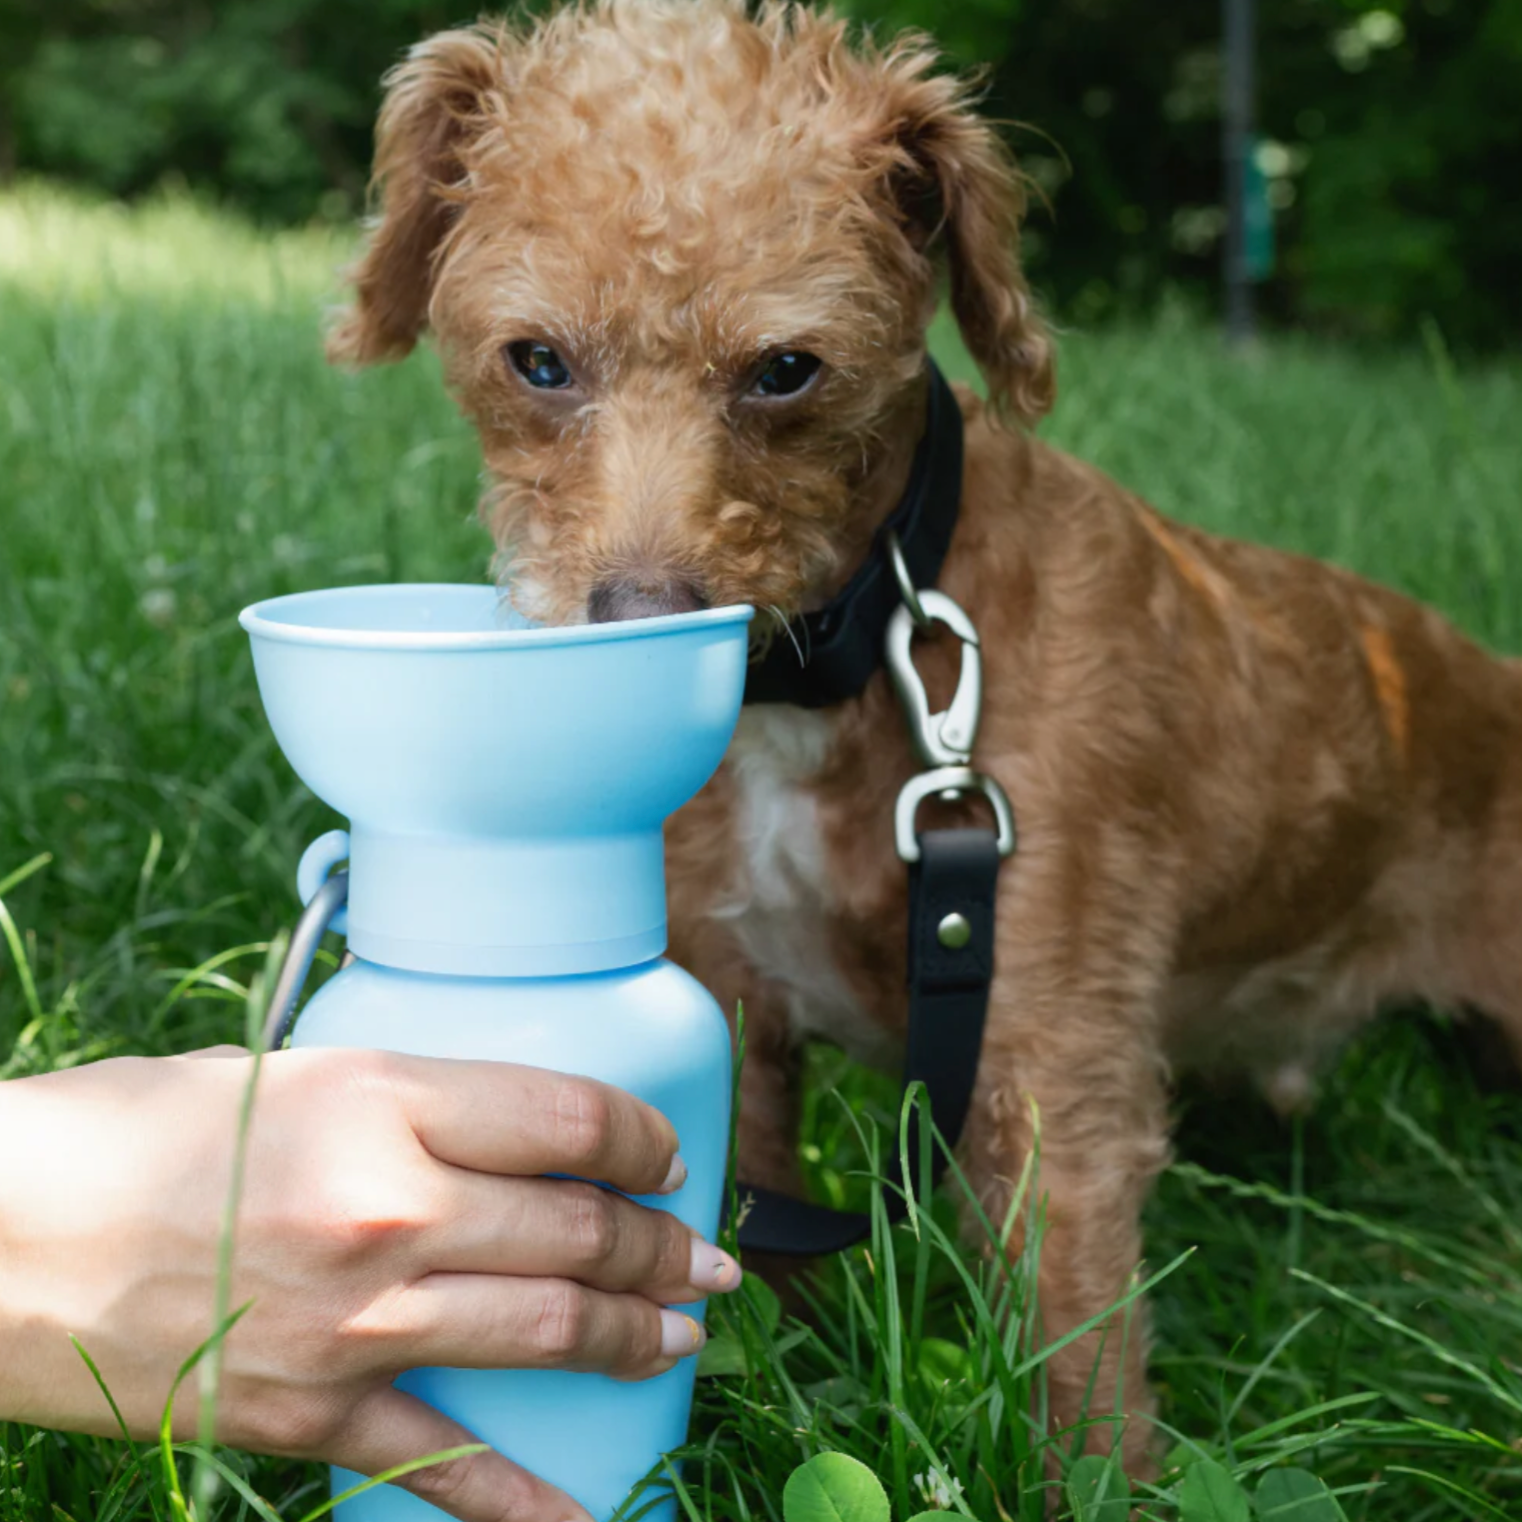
[666,776,807,1208]
[665,914,804,1203]
[960,854,1174,1481]
[665,913,815,1296]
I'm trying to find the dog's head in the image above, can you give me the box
[331,0,1053,626]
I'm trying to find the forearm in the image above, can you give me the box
[0,1074,86,1428]
[0,1078,27,1419]
[0,1060,220,1438]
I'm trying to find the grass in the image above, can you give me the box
[2,180,1522,1519]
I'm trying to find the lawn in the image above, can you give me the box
[3,183,1522,1521]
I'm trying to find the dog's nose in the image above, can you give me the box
[587,576,709,623]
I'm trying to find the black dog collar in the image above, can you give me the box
[742,360,965,708]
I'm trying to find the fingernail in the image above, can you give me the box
[659,1309,707,1358]
[688,1240,741,1293]
[657,1154,688,1195]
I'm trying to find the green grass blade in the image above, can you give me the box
[1291,1270,1522,1419]
[0,894,45,1026]
[156,1303,254,1517]
[297,1445,490,1522]
[0,853,52,900]
[172,1446,284,1522]
[68,1336,135,1449]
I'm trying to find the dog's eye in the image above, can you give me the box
[752,352,822,399]
[507,341,574,390]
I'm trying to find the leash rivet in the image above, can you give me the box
[937,912,972,950]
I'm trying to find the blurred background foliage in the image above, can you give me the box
[0,0,1518,347]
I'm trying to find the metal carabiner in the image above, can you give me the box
[884,531,1015,864]
[886,591,984,769]
[885,531,985,769]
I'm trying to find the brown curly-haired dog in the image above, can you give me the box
[330,0,1522,1475]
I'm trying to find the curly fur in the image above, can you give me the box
[333,0,1522,1477]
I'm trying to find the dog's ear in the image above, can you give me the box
[869,48,1055,426]
[327,28,506,366]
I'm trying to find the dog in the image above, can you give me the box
[327,0,1522,1475]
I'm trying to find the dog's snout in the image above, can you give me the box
[587,576,710,624]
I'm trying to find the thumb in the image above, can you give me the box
[327,1387,592,1522]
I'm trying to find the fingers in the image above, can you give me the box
[329,1387,591,1522]
[395,1273,706,1380]
[387,1057,684,1197]
[427,1173,741,1302]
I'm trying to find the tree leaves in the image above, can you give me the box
[7,0,1520,344]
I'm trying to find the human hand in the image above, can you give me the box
[0,1047,740,1521]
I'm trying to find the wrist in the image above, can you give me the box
[0,1077,45,1420]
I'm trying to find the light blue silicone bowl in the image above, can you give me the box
[239,584,754,977]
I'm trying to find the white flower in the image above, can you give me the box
[912,1470,964,1510]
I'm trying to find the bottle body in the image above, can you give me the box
[239,586,754,1519]
[292,955,733,1521]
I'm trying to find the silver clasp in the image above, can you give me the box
[887,588,983,769]
[885,532,1016,864]
[894,766,1017,865]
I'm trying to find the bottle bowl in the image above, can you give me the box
[239,585,754,976]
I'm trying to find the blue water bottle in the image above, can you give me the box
[239,584,753,1521]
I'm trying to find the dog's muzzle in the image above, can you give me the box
[587,576,709,623]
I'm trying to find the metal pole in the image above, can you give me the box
[1222,0,1256,346]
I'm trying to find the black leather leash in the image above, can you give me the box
[731,361,1016,1257]
[732,828,1004,1256]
